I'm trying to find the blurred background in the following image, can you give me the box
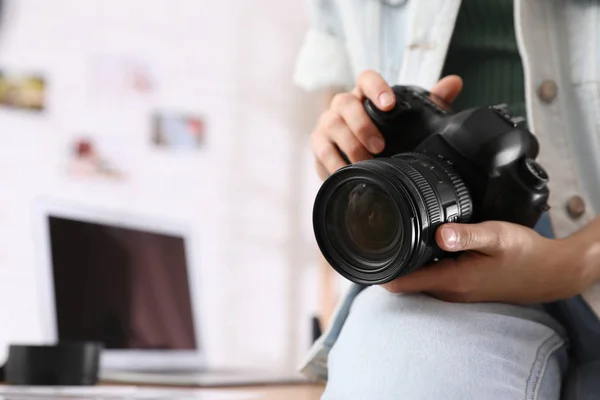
[0,0,339,375]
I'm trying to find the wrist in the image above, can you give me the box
[563,230,600,291]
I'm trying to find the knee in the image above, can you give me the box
[349,286,565,337]
[322,286,568,400]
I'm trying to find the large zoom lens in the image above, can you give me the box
[313,153,473,285]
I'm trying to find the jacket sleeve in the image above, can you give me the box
[293,0,355,91]
[298,283,367,381]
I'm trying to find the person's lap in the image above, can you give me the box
[322,286,569,399]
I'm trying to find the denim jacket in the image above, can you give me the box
[294,0,600,396]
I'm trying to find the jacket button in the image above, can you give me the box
[538,80,558,103]
[566,195,586,219]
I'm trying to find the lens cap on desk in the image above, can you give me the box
[5,342,103,386]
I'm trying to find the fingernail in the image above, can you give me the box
[442,227,458,248]
[368,137,385,153]
[378,92,393,108]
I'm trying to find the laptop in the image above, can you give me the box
[32,199,307,386]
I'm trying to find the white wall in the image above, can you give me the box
[0,0,324,371]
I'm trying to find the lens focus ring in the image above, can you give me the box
[379,159,442,225]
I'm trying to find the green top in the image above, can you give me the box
[440,0,527,119]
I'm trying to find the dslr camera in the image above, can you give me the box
[312,85,550,285]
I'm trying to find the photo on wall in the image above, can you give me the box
[0,70,45,111]
[151,112,205,150]
[88,54,155,97]
[65,137,126,181]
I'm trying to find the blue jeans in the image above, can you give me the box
[320,213,570,399]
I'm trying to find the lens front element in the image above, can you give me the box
[326,181,402,267]
[345,183,399,253]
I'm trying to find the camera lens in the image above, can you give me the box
[326,182,401,266]
[313,153,473,285]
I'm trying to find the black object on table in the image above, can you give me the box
[4,342,102,386]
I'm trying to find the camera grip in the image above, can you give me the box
[363,86,450,158]
[479,157,550,228]
[335,96,410,164]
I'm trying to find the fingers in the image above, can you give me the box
[331,92,384,154]
[310,129,347,176]
[436,222,507,255]
[383,221,506,295]
[314,159,330,181]
[311,71,392,177]
[381,255,486,303]
[353,70,395,111]
[311,107,372,166]
[430,75,463,104]
[311,69,465,178]
[381,258,460,294]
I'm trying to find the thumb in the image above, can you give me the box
[430,75,463,105]
[436,222,503,255]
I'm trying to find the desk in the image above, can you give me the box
[212,384,325,399]
[0,383,326,400]
[126,382,326,400]
[109,383,325,400]
[105,381,325,400]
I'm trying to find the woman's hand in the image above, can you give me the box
[310,70,463,180]
[382,221,597,304]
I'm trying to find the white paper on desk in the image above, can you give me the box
[0,386,263,400]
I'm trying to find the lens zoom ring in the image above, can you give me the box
[379,159,441,225]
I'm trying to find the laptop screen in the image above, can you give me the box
[47,215,198,351]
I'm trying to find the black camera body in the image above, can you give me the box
[312,85,550,285]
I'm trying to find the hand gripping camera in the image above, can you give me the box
[312,85,550,285]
